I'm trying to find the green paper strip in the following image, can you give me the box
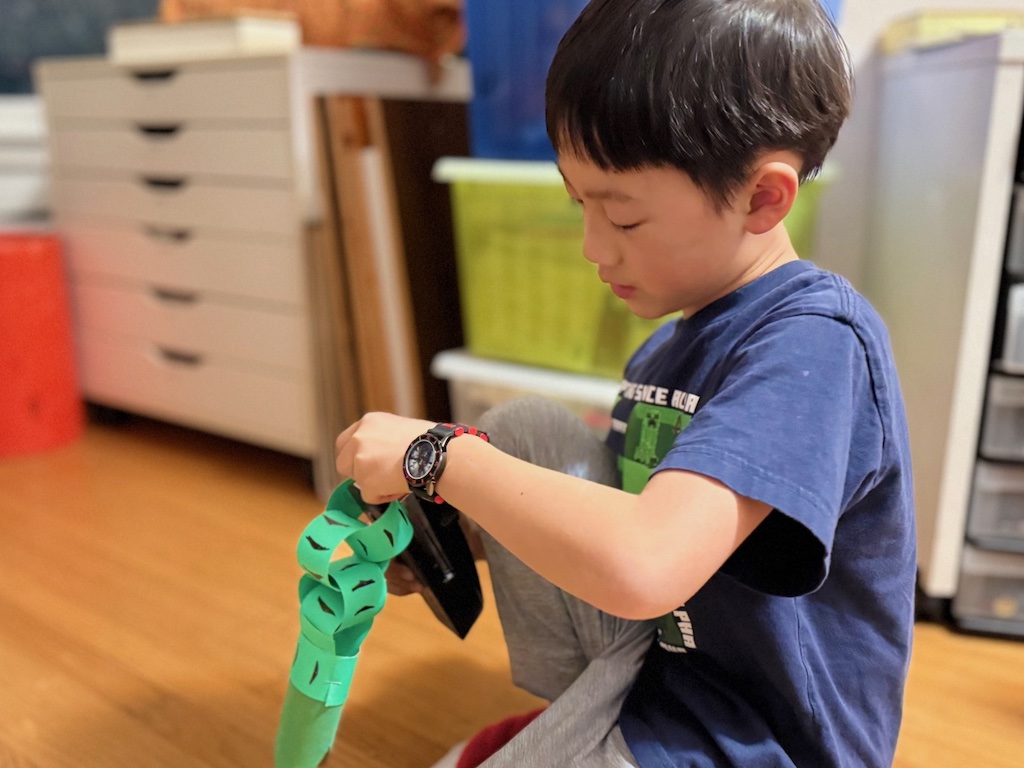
[275,683,342,768]
[298,494,413,581]
[299,563,386,635]
[276,480,415,768]
[296,513,362,585]
[324,481,367,519]
[346,500,414,563]
[290,630,361,706]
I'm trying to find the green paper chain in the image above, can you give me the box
[275,480,414,767]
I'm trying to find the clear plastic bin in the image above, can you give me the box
[952,545,1024,636]
[431,348,618,435]
[1005,186,1024,277]
[967,461,1024,550]
[1001,282,1024,373]
[980,374,1024,460]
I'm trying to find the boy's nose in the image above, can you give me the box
[581,218,618,267]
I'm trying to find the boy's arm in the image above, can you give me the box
[336,412,771,620]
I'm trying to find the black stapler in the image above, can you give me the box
[367,493,482,638]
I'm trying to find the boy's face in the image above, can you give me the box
[558,153,760,319]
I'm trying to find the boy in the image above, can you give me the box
[335,0,917,765]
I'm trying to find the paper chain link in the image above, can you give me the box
[288,481,413,707]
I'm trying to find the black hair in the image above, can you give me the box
[545,0,852,210]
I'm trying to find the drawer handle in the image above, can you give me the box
[132,69,178,83]
[137,123,183,138]
[141,175,187,191]
[157,347,203,366]
[143,224,192,243]
[151,287,198,304]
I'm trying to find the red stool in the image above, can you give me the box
[0,232,83,457]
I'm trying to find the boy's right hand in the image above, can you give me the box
[384,560,424,596]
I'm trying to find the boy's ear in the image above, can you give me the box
[742,161,800,236]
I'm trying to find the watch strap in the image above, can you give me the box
[406,422,489,504]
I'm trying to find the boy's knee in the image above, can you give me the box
[477,397,619,486]
[478,396,573,441]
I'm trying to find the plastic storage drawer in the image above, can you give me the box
[1005,186,1024,277]
[1000,282,1024,373]
[980,374,1024,460]
[431,349,618,435]
[967,461,1024,551]
[952,545,1024,636]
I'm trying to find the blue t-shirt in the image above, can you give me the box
[610,261,916,767]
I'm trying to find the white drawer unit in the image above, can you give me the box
[48,124,295,180]
[36,52,315,464]
[74,278,309,373]
[39,58,292,122]
[80,332,315,456]
[49,175,298,235]
[34,48,471,495]
[866,31,1024,639]
[61,221,306,306]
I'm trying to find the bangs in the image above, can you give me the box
[545,3,670,175]
[546,48,662,174]
[544,0,851,211]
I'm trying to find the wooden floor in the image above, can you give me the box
[1,414,1022,767]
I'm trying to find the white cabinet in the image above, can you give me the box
[865,31,1024,636]
[34,49,471,490]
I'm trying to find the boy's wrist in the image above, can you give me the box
[402,423,489,504]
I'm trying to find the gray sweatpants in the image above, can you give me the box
[473,397,656,768]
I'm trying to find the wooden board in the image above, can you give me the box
[376,98,470,422]
[322,95,424,418]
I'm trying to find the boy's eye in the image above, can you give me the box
[612,221,642,232]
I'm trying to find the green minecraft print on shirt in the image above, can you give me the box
[616,390,700,653]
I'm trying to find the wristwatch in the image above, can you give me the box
[403,423,489,504]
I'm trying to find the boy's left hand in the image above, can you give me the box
[334,412,435,504]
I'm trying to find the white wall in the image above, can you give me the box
[815,0,1024,288]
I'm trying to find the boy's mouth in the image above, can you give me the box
[610,283,636,300]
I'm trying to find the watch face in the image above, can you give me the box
[405,438,437,482]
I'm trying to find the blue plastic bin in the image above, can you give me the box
[464,0,843,161]
[464,0,589,161]
[821,0,843,22]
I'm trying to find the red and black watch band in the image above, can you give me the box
[403,422,489,504]
[443,423,490,443]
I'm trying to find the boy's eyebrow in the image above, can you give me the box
[557,166,636,202]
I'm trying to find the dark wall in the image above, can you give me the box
[0,0,160,93]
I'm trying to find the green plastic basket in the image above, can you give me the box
[434,158,829,378]
[784,170,831,257]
